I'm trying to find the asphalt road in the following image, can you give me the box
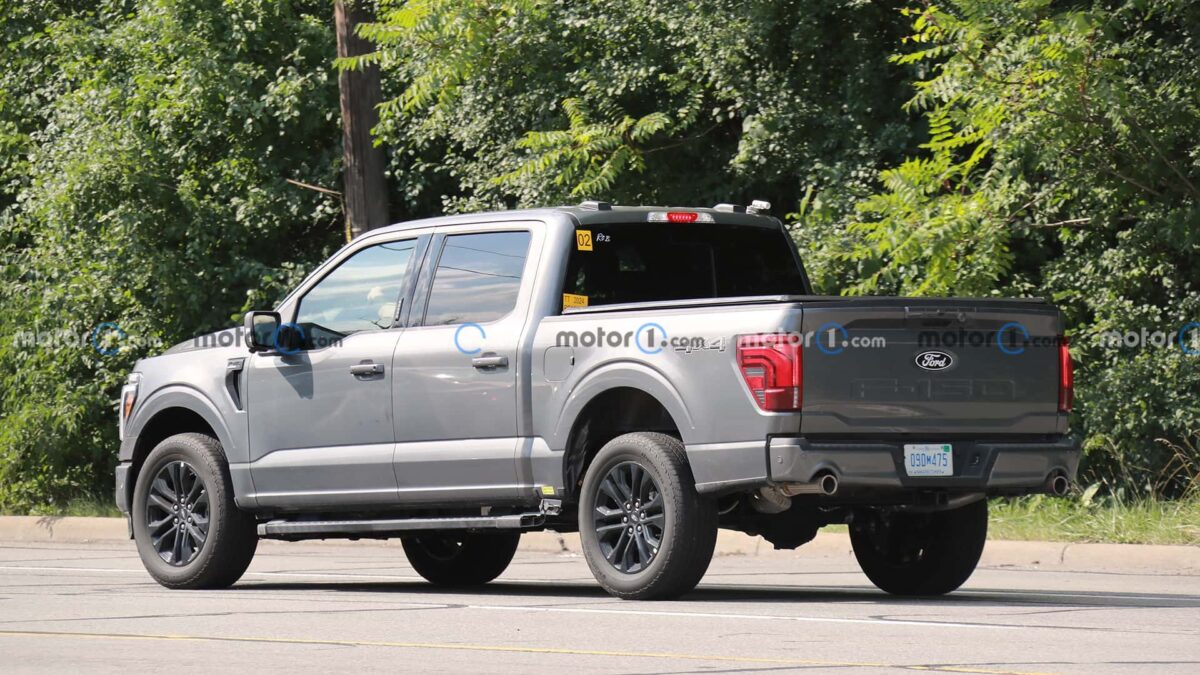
[1,539,1198,674]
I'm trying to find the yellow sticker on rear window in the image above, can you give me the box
[562,293,589,308]
[576,230,593,251]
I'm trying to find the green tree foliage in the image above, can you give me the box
[836,0,1200,494]
[347,0,915,215]
[0,0,343,510]
[1,0,1196,508]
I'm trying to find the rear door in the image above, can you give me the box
[390,224,540,504]
[800,299,1064,436]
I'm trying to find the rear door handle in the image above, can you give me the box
[472,354,508,369]
[350,362,385,377]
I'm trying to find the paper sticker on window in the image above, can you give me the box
[562,293,589,308]
[576,230,593,251]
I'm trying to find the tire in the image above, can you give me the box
[578,432,717,600]
[402,532,520,586]
[131,432,258,589]
[850,498,988,596]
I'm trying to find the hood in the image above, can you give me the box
[161,327,244,355]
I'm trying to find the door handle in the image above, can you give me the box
[471,354,508,369]
[350,362,385,377]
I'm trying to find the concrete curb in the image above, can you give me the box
[3,516,1196,573]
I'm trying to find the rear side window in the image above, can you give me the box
[423,231,531,325]
[563,222,806,307]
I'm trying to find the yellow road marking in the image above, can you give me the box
[0,629,1059,675]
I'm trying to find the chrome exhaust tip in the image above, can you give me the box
[779,471,840,497]
[1047,473,1070,496]
[817,472,839,496]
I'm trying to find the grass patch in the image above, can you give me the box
[824,495,1200,546]
[988,495,1200,546]
[4,496,122,518]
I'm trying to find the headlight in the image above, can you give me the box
[119,373,141,441]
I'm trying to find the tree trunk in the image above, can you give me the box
[335,0,389,240]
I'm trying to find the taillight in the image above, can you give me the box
[737,333,802,412]
[1058,337,1073,413]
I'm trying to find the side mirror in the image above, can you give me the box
[244,311,280,352]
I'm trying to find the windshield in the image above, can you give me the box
[563,222,808,308]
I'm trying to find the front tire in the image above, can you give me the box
[850,498,988,596]
[579,432,717,600]
[402,532,520,586]
[131,433,258,589]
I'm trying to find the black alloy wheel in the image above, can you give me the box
[145,460,210,566]
[592,461,666,574]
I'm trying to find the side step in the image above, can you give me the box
[257,512,546,539]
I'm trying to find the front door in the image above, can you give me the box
[247,237,420,508]
[392,228,535,504]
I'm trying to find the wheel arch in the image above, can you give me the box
[122,388,235,513]
[559,384,689,502]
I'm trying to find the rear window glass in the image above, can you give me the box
[563,222,807,307]
[423,231,531,325]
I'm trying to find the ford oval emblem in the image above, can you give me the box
[915,350,954,371]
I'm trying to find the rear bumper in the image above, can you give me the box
[767,435,1080,494]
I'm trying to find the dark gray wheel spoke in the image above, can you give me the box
[172,527,185,563]
[599,476,624,505]
[148,514,174,536]
[151,477,175,502]
[637,466,653,496]
[184,521,207,546]
[605,529,628,563]
[147,460,209,567]
[633,529,652,562]
[627,465,641,497]
[592,460,664,575]
[594,505,623,520]
[643,527,662,549]
[147,493,174,513]
[184,470,201,502]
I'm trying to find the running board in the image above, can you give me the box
[257,512,546,539]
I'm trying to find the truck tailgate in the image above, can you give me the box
[800,298,1066,436]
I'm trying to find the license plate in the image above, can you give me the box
[903,444,954,477]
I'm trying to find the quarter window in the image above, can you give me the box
[423,231,531,325]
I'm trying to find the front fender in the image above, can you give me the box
[120,385,239,463]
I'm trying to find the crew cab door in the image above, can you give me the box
[246,235,426,508]
[391,223,540,504]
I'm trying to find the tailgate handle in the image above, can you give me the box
[905,306,970,324]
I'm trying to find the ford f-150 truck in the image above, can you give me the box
[115,202,1079,600]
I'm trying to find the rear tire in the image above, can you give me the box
[579,432,717,600]
[850,498,988,596]
[131,433,258,589]
[402,532,520,586]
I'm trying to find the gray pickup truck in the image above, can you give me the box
[115,202,1078,600]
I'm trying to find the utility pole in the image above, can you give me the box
[335,0,389,240]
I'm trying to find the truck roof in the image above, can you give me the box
[369,203,783,237]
